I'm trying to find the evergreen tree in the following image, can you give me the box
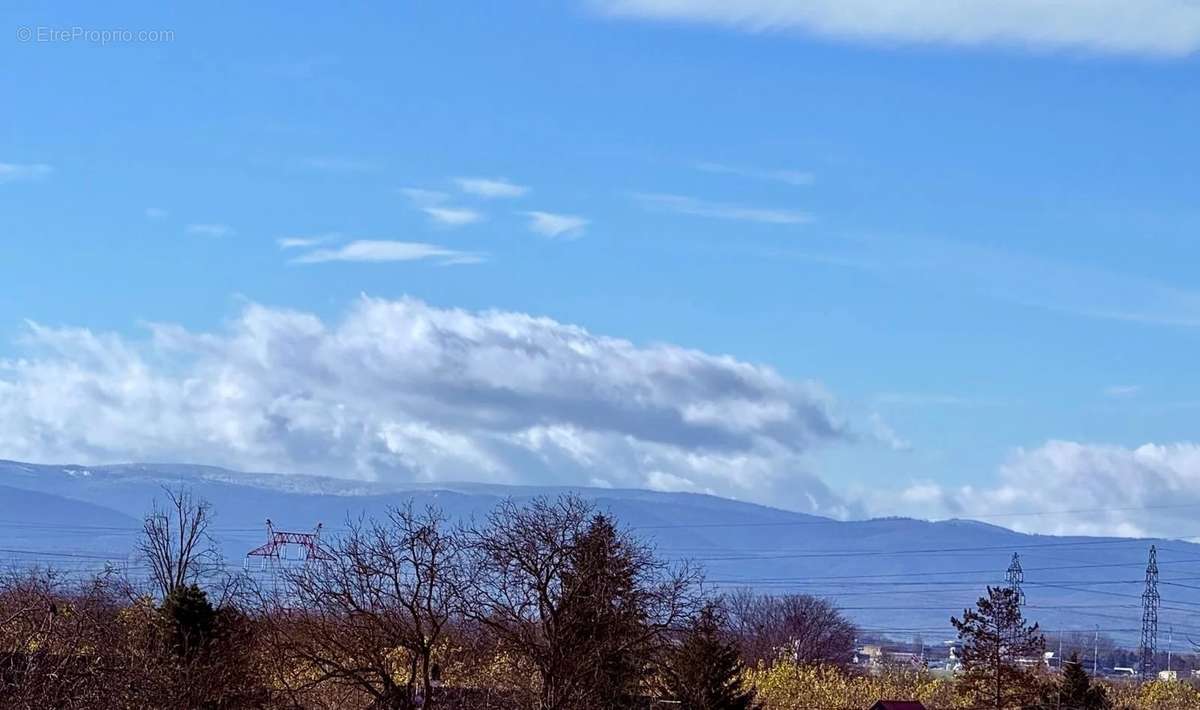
[951,586,1046,710]
[161,583,216,660]
[1057,653,1111,710]
[664,603,759,710]
[558,514,648,709]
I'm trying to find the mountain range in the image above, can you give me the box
[1,459,1194,647]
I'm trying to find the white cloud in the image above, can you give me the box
[1104,385,1142,398]
[634,192,810,225]
[0,163,53,183]
[874,441,1200,537]
[278,237,321,249]
[145,208,169,219]
[398,187,450,206]
[454,177,530,199]
[277,233,341,249]
[868,412,911,452]
[592,0,1200,57]
[523,211,589,239]
[695,162,814,187]
[0,297,850,512]
[186,224,234,238]
[292,240,484,265]
[399,189,484,227]
[422,207,484,227]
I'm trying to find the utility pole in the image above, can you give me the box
[1140,545,1160,681]
[1006,552,1026,606]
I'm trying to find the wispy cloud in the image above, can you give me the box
[454,177,530,199]
[523,211,589,239]
[186,224,234,238]
[277,234,340,249]
[633,192,811,225]
[292,240,483,265]
[695,161,814,187]
[144,208,169,219]
[873,392,1011,407]
[592,0,1200,57]
[303,156,376,173]
[400,186,483,226]
[0,163,53,183]
[868,413,912,452]
[1104,384,1142,398]
[802,234,1200,329]
[422,207,484,227]
[399,187,450,206]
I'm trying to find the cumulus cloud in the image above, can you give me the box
[878,441,1200,537]
[454,177,529,199]
[0,163,53,183]
[523,211,589,239]
[290,240,483,265]
[0,297,850,513]
[186,224,234,238]
[633,192,810,225]
[592,0,1200,57]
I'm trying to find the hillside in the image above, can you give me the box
[0,459,1192,646]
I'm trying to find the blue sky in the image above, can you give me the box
[4,1,1200,533]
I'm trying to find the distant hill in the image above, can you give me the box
[0,459,1190,646]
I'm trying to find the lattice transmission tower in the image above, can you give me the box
[1140,545,1160,680]
[245,519,334,570]
[1006,552,1025,606]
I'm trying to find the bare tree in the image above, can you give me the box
[726,589,857,667]
[138,486,221,600]
[262,503,463,709]
[0,568,123,709]
[460,496,701,710]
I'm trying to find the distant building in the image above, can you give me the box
[855,644,927,670]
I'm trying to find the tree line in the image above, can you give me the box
[0,489,857,710]
[3,488,1192,710]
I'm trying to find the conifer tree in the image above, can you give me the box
[161,583,216,660]
[951,586,1046,710]
[663,603,759,710]
[1057,652,1111,710]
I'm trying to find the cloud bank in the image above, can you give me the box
[0,298,851,513]
[885,441,1200,538]
[593,0,1200,57]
